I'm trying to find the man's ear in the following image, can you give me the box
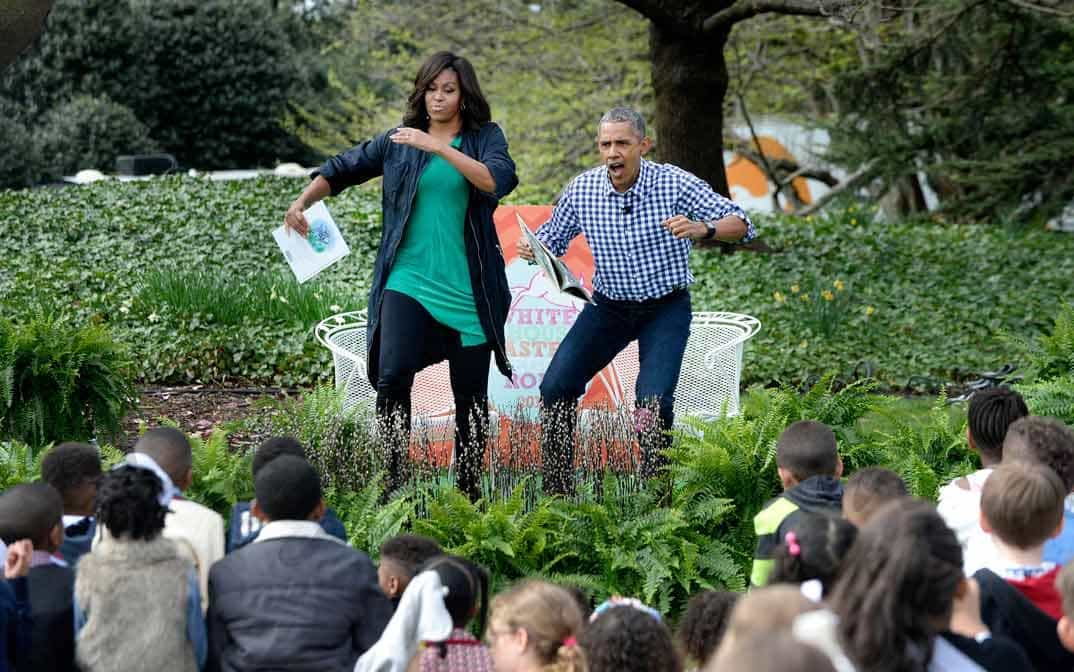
[251,499,270,524]
[835,455,844,479]
[308,498,327,523]
[639,136,652,155]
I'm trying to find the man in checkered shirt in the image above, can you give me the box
[518,107,756,495]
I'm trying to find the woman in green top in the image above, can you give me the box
[285,52,518,501]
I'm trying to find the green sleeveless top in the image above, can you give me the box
[385,136,486,346]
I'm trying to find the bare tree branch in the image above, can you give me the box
[702,0,860,33]
[613,0,682,28]
[793,163,875,216]
[1006,0,1074,16]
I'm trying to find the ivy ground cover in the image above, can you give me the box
[2,177,1072,389]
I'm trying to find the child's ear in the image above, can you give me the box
[1059,616,1074,653]
[251,499,270,523]
[835,455,844,479]
[180,467,194,491]
[49,521,64,551]
[777,467,797,490]
[979,510,993,535]
[308,498,327,523]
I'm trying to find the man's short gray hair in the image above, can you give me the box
[598,107,646,139]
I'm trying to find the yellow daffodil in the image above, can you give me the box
[799,293,811,302]
[822,290,834,302]
[799,340,809,349]
[790,284,800,294]
[773,291,786,303]
[865,305,876,316]
[833,279,845,291]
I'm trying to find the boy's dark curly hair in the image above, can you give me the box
[96,466,168,541]
[1005,416,1074,491]
[252,436,306,476]
[676,590,739,666]
[581,605,682,672]
[379,534,443,579]
[41,442,102,501]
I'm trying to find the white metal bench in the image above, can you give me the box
[315,310,760,432]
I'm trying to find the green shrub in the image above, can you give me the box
[0,314,136,447]
[2,0,318,169]
[37,95,158,178]
[0,115,44,189]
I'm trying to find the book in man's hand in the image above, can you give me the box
[517,212,593,304]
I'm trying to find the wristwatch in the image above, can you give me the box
[703,221,717,240]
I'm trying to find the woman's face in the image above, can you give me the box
[425,67,462,125]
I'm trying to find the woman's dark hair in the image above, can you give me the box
[95,465,169,541]
[828,499,963,672]
[402,51,491,132]
[677,590,739,667]
[581,605,682,672]
[422,555,490,655]
[767,511,858,594]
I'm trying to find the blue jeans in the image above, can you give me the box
[539,289,692,494]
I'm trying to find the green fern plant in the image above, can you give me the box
[184,428,254,518]
[1009,302,1074,382]
[326,475,412,557]
[1018,375,1074,425]
[0,440,43,491]
[1,314,135,447]
[862,391,974,501]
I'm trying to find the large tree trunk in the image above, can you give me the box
[649,22,732,196]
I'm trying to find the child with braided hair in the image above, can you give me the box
[73,465,206,672]
[766,510,857,600]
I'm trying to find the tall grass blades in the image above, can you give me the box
[0,314,135,447]
[138,269,363,327]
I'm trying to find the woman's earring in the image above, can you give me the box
[461,102,467,111]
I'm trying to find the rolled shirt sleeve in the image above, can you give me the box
[535,182,583,257]
[678,172,756,244]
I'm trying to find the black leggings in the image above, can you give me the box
[376,290,491,501]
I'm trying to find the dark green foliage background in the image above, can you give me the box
[1,177,1072,388]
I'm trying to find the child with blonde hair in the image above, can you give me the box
[486,580,585,672]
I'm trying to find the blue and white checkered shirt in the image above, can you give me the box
[536,159,755,302]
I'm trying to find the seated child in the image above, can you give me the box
[414,555,493,672]
[978,461,1066,618]
[1,538,33,672]
[830,499,1031,672]
[1003,416,1074,564]
[710,631,836,672]
[842,466,907,526]
[74,465,206,672]
[767,510,857,600]
[378,533,443,607]
[135,426,225,611]
[936,388,1028,574]
[751,420,843,587]
[208,455,391,670]
[226,436,347,551]
[582,601,681,672]
[485,580,586,672]
[40,441,103,566]
[676,590,739,670]
[0,483,76,672]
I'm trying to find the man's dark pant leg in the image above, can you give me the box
[538,297,635,495]
[635,290,692,478]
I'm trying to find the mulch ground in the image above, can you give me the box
[119,385,296,451]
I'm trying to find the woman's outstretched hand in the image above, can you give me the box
[284,199,310,238]
[390,127,445,154]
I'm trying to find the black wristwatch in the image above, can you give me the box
[703,221,717,240]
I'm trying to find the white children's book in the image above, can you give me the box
[517,212,593,304]
[273,201,350,283]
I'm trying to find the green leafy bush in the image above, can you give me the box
[2,0,318,170]
[37,95,158,178]
[0,314,135,447]
[0,115,43,189]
